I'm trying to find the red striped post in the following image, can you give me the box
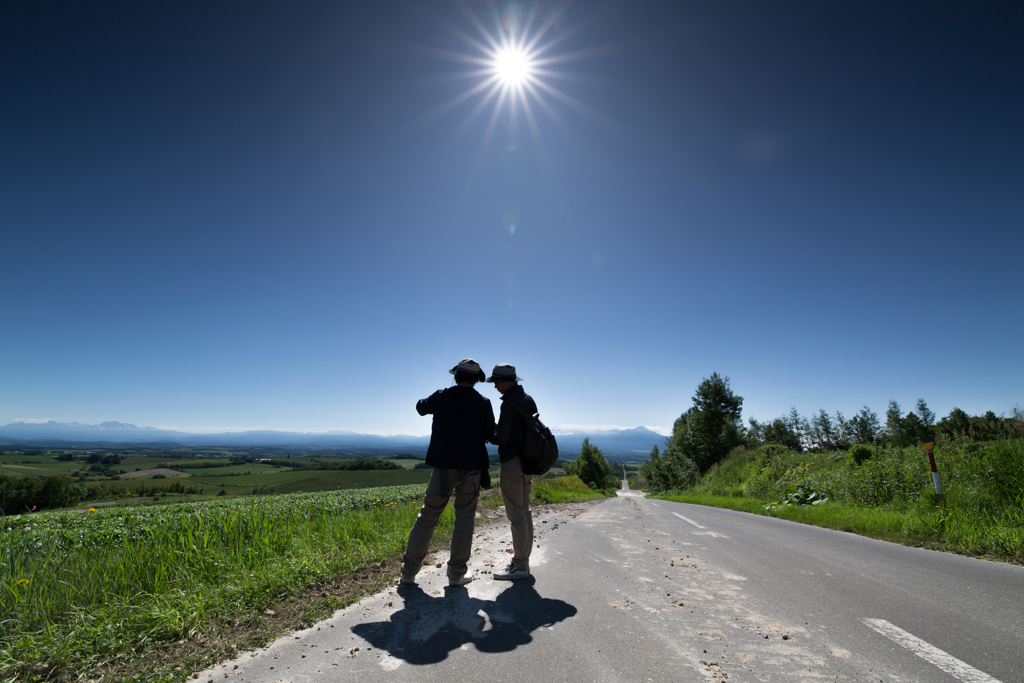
[925,443,943,501]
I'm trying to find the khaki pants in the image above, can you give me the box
[500,457,533,571]
[401,467,480,579]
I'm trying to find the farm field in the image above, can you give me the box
[1,450,435,505]
[0,461,84,476]
[384,457,425,468]
[72,467,433,498]
[174,463,289,475]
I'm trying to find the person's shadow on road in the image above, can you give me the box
[352,576,576,665]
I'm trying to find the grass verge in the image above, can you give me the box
[532,475,611,504]
[655,492,1024,564]
[1,485,452,682]
[478,474,611,507]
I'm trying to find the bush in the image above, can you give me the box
[849,444,873,466]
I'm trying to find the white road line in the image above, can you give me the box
[672,512,706,529]
[863,619,1002,683]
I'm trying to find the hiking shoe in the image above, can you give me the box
[399,573,417,585]
[448,575,474,587]
[493,564,530,581]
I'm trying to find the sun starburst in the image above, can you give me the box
[493,46,533,87]
[412,3,605,155]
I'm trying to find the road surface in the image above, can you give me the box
[198,494,1023,682]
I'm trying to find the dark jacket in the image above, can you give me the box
[417,385,495,471]
[493,385,538,463]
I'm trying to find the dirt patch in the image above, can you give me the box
[118,468,191,478]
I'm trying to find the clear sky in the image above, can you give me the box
[2,1,1022,436]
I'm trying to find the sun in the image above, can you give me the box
[493,47,532,87]
[413,3,603,154]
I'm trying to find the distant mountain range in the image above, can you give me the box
[0,420,666,458]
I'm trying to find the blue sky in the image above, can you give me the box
[2,1,1022,436]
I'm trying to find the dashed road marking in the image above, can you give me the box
[672,512,707,529]
[863,619,1002,683]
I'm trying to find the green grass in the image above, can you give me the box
[652,439,1024,563]
[0,484,444,683]
[531,475,610,504]
[476,474,609,508]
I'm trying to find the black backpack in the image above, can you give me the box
[504,397,559,476]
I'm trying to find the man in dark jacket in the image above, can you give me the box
[487,363,537,581]
[400,358,495,587]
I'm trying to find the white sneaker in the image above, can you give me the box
[399,574,416,585]
[448,575,474,587]
[493,563,530,581]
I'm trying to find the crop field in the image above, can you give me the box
[0,484,441,682]
[187,468,432,491]
[79,478,221,495]
[174,463,288,475]
[0,461,83,476]
[184,469,320,487]
[0,454,55,464]
[384,458,424,468]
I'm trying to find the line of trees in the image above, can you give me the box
[0,474,83,515]
[748,400,1024,452]
[640,372,1024,492]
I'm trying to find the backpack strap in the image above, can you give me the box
[503,395,535,421]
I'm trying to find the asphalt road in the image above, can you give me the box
[198,493,1023,683]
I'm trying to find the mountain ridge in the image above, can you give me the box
[0,420,665,457]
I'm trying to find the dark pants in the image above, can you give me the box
[401,467,481,579]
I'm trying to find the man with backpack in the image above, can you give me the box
[488,363,539,581]
[400,358,495,587]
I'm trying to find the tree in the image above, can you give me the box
[849,406,880,444]
[786,407,809,450]
[916,399,936,429]
[639,445,673,492]
[663,370,745,479]
[901,411,927,444]
[885,400,905,444]
[832,411,851,450]
[947,407,971,435]
[759,418,801,451]
[565,438,615,489]
[810,409,835,451]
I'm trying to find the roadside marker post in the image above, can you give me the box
[925,443,943,501]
